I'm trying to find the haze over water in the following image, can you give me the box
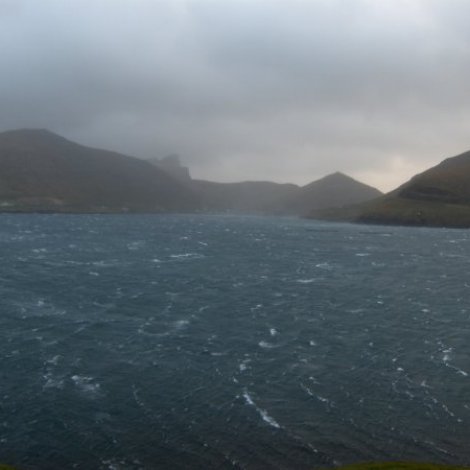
[1,214,469,469]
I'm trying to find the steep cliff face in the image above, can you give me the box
[148,154,192,183]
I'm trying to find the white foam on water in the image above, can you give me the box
[132,385,148,411]
[296,279,315,284]
[258,341,277,349]
[315,262,332,270]
[243,390,255,406]
[301,383,334,407]
[170,253,204,260]
[439,346,468,377]
[71,375,102,397]
[45,355,61,366]
[101,458,137,470]
[442,348,452,363]
[238,357,252,373]
[127,241,145,251]
[242,390,281,429]
[43,373,64,390]
[91,260,117,267]
[269,328,278,336]
[174,319,190,329]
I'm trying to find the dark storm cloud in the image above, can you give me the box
[1,0,470,190]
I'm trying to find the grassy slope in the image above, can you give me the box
[308,150,470,228]
[0,129,199,212]
[357,197,470,228]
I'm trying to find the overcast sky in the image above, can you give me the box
[1,0,470,191]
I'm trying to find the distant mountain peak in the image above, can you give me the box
[148,153,191,183]
[327,171,347,177]
[318,171,359,182]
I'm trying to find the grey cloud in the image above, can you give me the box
[1,0,470,191]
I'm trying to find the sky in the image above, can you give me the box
[1,0,470,192]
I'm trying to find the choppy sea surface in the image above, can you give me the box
[1,214,470,470]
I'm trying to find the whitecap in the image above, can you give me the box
[239,357,251,372]
[315,262,332,270]
[296,279,315,284]
[45,355,61,366]
[127,241,145,251]
[170,253,204,260]
[242,390,280,429]
[269,328,278,336]
[43,373,64,390]
[71,375,102,396]
[442,348,452,363]
[301,383,333,407]
[258,341,277,349]
[174,319,190,329]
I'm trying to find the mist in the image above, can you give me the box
[1,0,470,191]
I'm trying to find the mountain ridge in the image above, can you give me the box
[0,128,199,212]
[0,128,382,215]
[308,149,470,228]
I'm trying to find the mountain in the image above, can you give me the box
[192,179,299,213]
[192,172,381,215]
[0,128,381,216]
[308,150,470,228]
[148,154,192,183]
[0,129,198,212]
[272,172,382,215]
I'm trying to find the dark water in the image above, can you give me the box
[1,214,470,470]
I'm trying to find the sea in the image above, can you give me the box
[1,214,469,470]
